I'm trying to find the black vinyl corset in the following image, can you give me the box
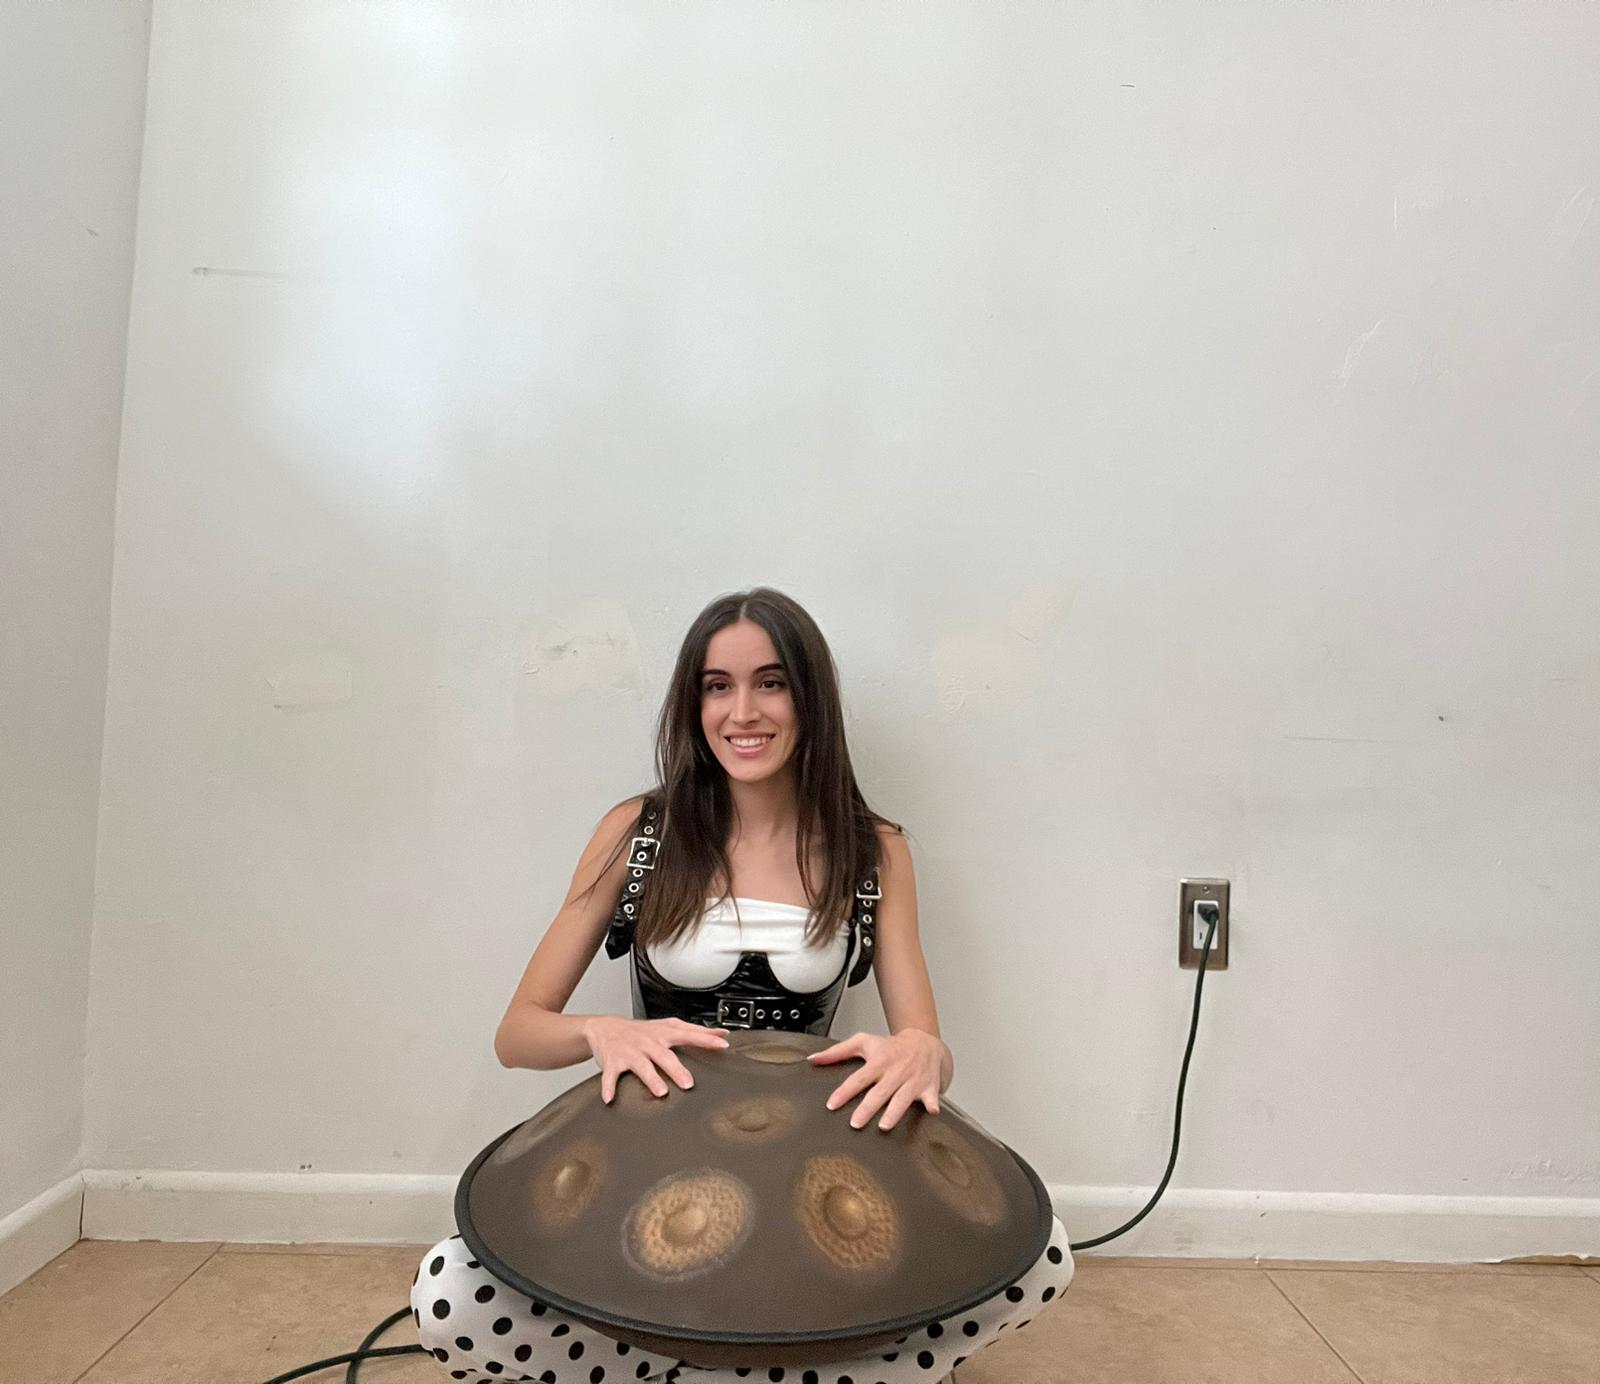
[602,797,880,1036]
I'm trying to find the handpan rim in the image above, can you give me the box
[453,1109,1053,1352]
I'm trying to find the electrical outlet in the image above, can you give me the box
[1179,878,1229,970]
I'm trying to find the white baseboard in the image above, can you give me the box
[81,1170,457,1246]
[0,1175,84,1296]
[1054,1184,1600,1263]
[76,1169,1600,1263]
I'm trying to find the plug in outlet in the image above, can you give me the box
[1178,878,1229,970]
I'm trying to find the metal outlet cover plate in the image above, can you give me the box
[1179,878,1229,970]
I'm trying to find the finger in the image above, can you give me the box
[627,1058,669,1099]
[601,1066,618,1104]
[656,1051,695,1090]
[681,1029,731,1049]
[809,1035,862,1066]
[824,1066,877,1111]
[848,1079,894,1131]
[921,1087,941,1116]
[877,1084,919,1132]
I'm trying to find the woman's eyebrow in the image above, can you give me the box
[701,663,786,678]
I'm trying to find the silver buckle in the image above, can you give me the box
[627,836,659,870]
[855,877,882,901]
[716,998,755,1029]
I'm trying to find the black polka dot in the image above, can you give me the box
[636,1365,650,1379]
[486,1363,503,1375]
[926,1322,942,1339]
[880,1354,898,1362]
[838,1377,854,1384]
[1005,1285,1025,1303]
[1047,1246,1063,1264]
[530,1301,547,1316]
[803,1373,818,1384]
[1019,1319,1032,1329]
[962,1320,979,1337]
[516,1344,533,1362]
[542,1374,558,1384]
[735,1372,751,1379]
[768,1371,785,1382]
[569,1341,585,1360]
[917,1350,935,1369]
[433,1348,449,1362]
[468,1259,481,1268]
[476,1284,497,1304]
[590,1369,606,1383]
[1042,1286,1056,1301]
[552,1323,570,1336]
[450,1373,468,1381]
[432,1298,451,1319]
[493,1316,513,1335]
[616,1341,631,1354]
[430,1255,445,1275]
[456,1336,474,1351]
[413,1308,420,1329]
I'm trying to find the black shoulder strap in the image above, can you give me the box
[602,797,660,960]
[846,866,882,986]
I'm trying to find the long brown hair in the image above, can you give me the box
[590,587,902,948]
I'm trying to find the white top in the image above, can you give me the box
[641,897,853,993]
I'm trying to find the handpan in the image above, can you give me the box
[455,1029,1051,1369]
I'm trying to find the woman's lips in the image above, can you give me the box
[726,735,773,758]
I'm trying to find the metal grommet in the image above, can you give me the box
[623,903,634,914]
[628,882,639,893]
[643,825,654,835]
[789,1009,799,1019]
[863,913,872,924]
[755,1009,766,1019]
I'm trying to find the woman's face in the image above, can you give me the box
[699,620,799,786]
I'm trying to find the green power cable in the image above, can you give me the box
[259,1305,425,1383]
[1069,902,1219,1251]
[269,905,1221,1380]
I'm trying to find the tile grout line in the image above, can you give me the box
[69,1242,226,1384]
[1263,1269,1370,1384]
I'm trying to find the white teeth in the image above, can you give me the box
[729,736,771,747]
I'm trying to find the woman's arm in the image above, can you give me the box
[493,797,642,1070]
[808,825,953,1129]
[871,825,954,1092]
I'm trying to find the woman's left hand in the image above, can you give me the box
[808,1029,949,1131]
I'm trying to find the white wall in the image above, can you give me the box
[0,2,150,1222]
[81,1,1598,1250]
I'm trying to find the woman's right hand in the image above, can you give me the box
[583,1016,732,1103]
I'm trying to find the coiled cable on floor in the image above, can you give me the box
[269,906,1220,1379]
[1069,902,1219,1251]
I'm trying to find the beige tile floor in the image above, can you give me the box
[2,1241,1597,1384]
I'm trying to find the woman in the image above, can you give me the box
[413,587,1074,1384]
